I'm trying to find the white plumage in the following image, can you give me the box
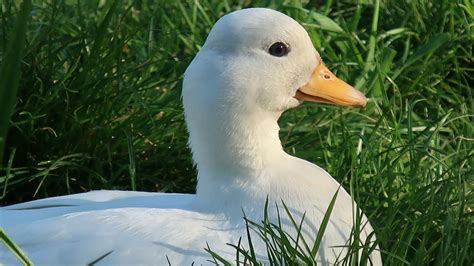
[1,8,381,265]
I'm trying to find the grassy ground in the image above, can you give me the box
[0,0,472,264]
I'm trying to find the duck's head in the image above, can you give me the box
[182,8,366,179]
[183,8,366,116]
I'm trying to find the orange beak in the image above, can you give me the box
[295,63,367,107]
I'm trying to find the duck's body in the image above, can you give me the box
[1,163,367,265]
[1,8,381,265]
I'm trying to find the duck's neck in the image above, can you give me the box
[186,107,285,201]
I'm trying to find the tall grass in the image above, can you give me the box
[0,0,472,264]
[0,0,31,164]
[0,1,34,263]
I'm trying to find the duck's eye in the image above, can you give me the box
[268,42,289,57]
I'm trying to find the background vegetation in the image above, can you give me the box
[1,0,472,264]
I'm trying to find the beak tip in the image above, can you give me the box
[352,89,368,108]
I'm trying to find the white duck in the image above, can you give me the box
[0,8,381,265]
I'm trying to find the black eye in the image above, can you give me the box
[268,42,289,57]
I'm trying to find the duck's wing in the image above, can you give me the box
[1,205,231,265]
[0,191,215,265]
[1,190,194,227]
[4,190,172,210]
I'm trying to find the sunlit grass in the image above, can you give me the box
[0,0,472,264]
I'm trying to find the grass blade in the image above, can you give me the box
[0,228,33,265]
[311,188,339,258]
[394,33,450,79]
[0,0,31,164]
[204,242,231,265]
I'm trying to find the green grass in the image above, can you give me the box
[0,0,30,164]
[0,0,472,265]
